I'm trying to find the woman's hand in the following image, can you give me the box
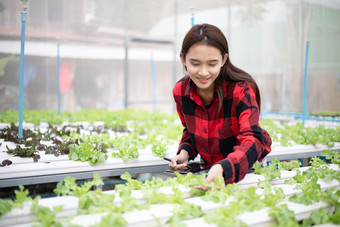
[169,149,189,170]
[195,164,225,191]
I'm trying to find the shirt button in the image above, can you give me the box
[204,129,207,133]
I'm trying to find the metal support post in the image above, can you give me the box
[18,2,27,139]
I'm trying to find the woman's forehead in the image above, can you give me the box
[186,44,222,60]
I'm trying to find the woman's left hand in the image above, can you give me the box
[195,164,225,191]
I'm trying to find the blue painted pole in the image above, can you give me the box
[190,7,195,26]
[151,53,156,112]
[18,10,27,139]
[57,42,61,116]
[302,41,310,126]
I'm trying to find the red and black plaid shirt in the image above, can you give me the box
[173,75,272,184]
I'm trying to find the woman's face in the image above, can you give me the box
[181,44,228,93]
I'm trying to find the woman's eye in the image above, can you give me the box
[191,63,199,66]
[209,64,217,67]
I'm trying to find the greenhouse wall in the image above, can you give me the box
[0,0,339,114]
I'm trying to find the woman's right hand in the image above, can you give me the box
[169,149,189,170]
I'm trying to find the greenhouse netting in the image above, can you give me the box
[0,0,339,114]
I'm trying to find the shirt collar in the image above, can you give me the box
[186,76,221,105]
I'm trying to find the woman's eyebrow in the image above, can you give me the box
[189,59,219,62]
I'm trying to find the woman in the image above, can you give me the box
[170,24,272,190]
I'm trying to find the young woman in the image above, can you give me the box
[169,24,272,189]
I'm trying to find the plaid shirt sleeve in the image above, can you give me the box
[172,77,198,160]
[217,82,272,184]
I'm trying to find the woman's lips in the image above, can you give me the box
[198,77,210,84]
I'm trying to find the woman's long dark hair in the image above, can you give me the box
[181,24,261,114]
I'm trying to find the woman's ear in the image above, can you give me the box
[180,53,186,66]
[222,53,228,66]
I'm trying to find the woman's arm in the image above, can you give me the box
[217,82,272,184]
[173,84,198,160]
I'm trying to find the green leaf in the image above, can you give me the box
[53,174,104,197]
[204,207,247,227]
[78,190,115,214]
[268,204,298,227]
[31,205,64,227]
[92,173,104,186]
[321,149,332,159]
[120,172,132,181]
[167,202,203,224]
[92,212,127,227]
[13,185,31,206]
[68,142,107,165]
[0,199,11,216]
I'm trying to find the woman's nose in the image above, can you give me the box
[198,66,209,76]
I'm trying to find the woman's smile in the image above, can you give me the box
[197,77,211,84]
